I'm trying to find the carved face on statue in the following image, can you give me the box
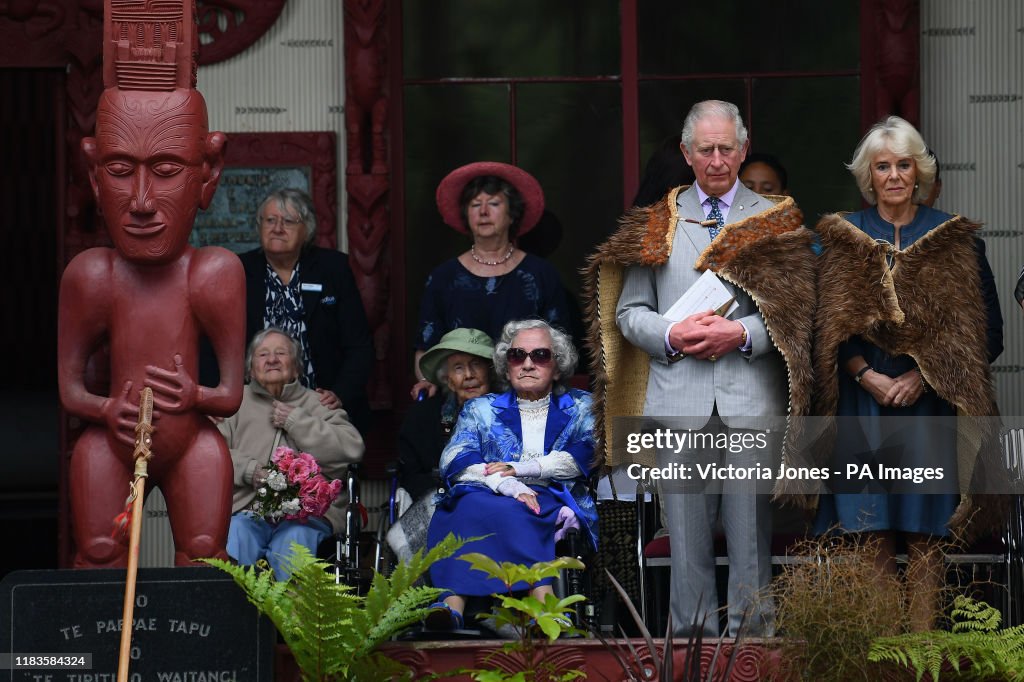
[83,89,226,264]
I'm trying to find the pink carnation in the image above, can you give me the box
[301,494,323,517]
[299,452,320,474]
[272,446,296,471]
[255,448,339,523]
[286,457,314,484]
[299,476,320,498]
[315,478,343,511]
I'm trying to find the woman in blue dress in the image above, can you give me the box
[410,162,571,400]
[813,116,1003,630]
[424,319,598,629]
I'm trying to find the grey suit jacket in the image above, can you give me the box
[615,184,788,431]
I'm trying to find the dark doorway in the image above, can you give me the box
[0,68,63,577]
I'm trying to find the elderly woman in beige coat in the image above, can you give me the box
[218,327,364,578]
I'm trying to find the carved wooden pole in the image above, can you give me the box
[117,388,153,682]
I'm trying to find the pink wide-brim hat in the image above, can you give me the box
[435,161,545,235]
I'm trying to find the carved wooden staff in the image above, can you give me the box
[117,387,154,682]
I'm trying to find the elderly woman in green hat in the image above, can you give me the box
[386,328,495,565]
[398,327,496,500]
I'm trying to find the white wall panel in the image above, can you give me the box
[198,0,347,247]
[921,0,1024,413]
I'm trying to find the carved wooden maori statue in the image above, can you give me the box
[58,0,245,568]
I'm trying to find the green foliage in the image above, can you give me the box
[203,533,468,682]
[458,552,588,681]
[950,596,1002,633]
[597,570,673,681]
[598,570,750,682]
[767,535,909,681]
[868,596,1024,681]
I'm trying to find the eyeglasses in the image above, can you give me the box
[260,215,304,230]
[506,347,554,366]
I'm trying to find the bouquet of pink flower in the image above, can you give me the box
[252,446,344,523]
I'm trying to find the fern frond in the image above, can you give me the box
[363,533,472,623]
[950,595,1001,633]
[359,585,447,652]
[870,626,1024,681]
[201,557,297,634]
[348,652,414,682]
[204,535,471,682]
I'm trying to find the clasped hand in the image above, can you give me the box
[861,368,926,408]
[103,353,199,447]
[670,311,745,361]
[144,353,198,414]
[271,400,295,429]
[485,462,540,514]
[484,462,516,477]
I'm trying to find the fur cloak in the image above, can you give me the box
[813,212,1002,537]
[581,187,818,502]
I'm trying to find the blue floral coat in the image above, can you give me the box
[437,389,599,550]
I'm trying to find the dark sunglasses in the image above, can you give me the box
[506,347,554,366]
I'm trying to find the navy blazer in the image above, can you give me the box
[239,246,374,433]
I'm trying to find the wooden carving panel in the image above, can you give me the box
[196,0,287,66]
[344,0,391,410]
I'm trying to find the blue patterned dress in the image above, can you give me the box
[416,254,571,350]
[427,389,598,595]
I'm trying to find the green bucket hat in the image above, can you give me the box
[419,328,495,386]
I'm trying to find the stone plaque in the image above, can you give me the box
[0,567,274,681]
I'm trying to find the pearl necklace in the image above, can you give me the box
[470,244,514,266]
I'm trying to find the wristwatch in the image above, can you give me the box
[854,366,872,384]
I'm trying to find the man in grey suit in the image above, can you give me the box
[609,100,813,636]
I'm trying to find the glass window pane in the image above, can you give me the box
[516,82,623,324]
[637,79,746,180]
[403,0,620,79]
[638,1,859,74]
[750,76,863,225]
[403,84,511,349]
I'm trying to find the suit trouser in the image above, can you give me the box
[659,417,775,637]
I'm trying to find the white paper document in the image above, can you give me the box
[662,269,739,322]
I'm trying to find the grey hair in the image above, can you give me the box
[846,116,936,205]
[680,100,749,153]
[257,188,318,246]
[245,326,304,383]
[493,319,577,395]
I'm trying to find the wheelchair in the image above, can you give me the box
[330,461,407,590]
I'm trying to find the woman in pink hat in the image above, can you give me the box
[411,162,572,400]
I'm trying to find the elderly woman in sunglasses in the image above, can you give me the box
[423,318,598,630]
